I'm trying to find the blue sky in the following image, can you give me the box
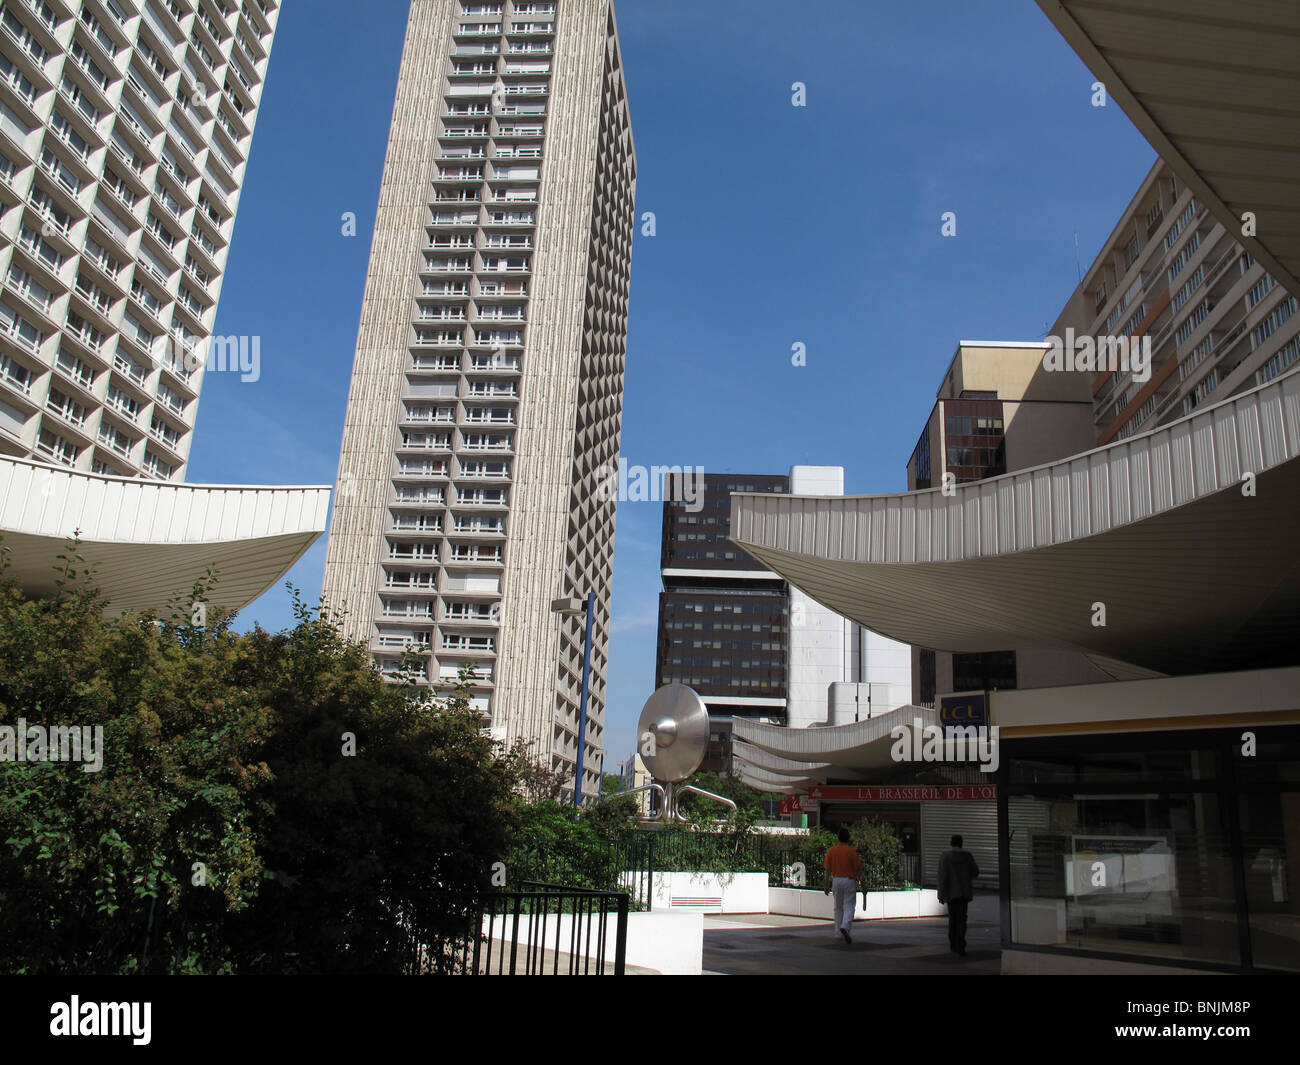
[187,0,1155,771]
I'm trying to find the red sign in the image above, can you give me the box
[804,785,996,802]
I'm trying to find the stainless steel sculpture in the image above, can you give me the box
[637,683,710,783]
[624,684,738,822]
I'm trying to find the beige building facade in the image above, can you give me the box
[322,0,636,800]
[0,0,280,479]
[1052,160,1300,446]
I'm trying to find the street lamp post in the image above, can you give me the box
[551,592,596,806]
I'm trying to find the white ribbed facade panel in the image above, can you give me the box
[0,452,328,612]
[732,372,1300,568]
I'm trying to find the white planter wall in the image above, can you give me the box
[481,910,703,975]
[768,886,946,920]
[650,871,769,913]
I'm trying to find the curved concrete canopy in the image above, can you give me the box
[0,457,330,617]
[731,737,833,778]
[731,373,1300,677]
[735,706,941,776]
[733,761,804,794]
[1037,0,1300,299]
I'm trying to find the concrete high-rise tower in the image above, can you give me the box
[0,0,280,479]
[322,0,636,800]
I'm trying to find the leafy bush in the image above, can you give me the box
[849,818,905,889]
[0,548,521,974]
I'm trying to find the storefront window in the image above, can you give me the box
[1008,791,1239,966]
[1238,789,1300,971]
[1005,725,1300,971]
[1011,747,1219,785]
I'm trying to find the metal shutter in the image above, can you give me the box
[921,802,999,890]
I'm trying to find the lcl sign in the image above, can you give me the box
[938,692,988,730]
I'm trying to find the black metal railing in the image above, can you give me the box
[430,882,628,975]
[398,883,629,975]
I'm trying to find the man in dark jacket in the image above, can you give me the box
[937,834,979,956]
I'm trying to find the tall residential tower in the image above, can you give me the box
[0,0,279,478]
[322,0,636,801]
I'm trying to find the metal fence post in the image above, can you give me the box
[614,891,628,976]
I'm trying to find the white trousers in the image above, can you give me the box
[832,877,857,933]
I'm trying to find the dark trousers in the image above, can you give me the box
[947,898,969,953]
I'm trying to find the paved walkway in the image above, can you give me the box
[703,894,1001,975]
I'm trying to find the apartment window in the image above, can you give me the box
[0,300,42,351]
[149,414,182,450]
[1092,282,1108,313]
[73,273,112,316]
[142,449,175,479]
[1246,274,1277,311]
[106,384,140,421]
[1163,200,1197,252]
[1118,234,1138,269]
[54,349,94,391]
[39,147,81,195]
[1178,336,1213,382]
[1171,266,1204,312]
[1176,301,1210,347]
[69,41,109,90]
[37,429,80,466]
[46,388,89,427]
[0,351,35,394]
[1251,297,1299,350]
[49,111,90,161]
[3,8,49,64]
[1119,395,1158,438]
[99,421,136,458]
[152,383,183,416]
[59,75,102,125]
[146,213,179,250]
[7,264,52,312]
[1182,369,1220,416]
[381,599,434,619]
[105,168,140,207]
[1256,337,1300,386]
[1167,232,1201,282]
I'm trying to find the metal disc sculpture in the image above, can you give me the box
[621,684,737,823]
[637,683,710,783]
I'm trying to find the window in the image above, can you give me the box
[1123,234,1140,268]
[1251,297,1298,350]
[1256,337,1300,387]
[0,351,35,394]
[38,429,79,465]
[56,349,95,390]
[0,300,42,351]
[142,449,175,479]
[952,650,1017,692]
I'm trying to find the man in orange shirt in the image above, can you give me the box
[823,828,864,944]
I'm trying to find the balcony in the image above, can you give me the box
[463,408,513,425]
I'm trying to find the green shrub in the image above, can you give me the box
[0,548,521,974]
[849,818,905,889]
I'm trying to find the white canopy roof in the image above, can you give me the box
[0,456,330,616]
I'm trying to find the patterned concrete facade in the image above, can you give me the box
[0,0,280,479]
[322,0,635,799]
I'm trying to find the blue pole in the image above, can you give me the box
[574,591,594,806]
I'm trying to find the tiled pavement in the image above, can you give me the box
[702,894,1001,975]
